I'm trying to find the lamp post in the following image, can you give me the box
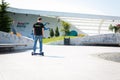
[2,0,3,4]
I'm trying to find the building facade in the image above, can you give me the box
[7,7,120,37]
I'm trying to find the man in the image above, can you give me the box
[32,17,44,56]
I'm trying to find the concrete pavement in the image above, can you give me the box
[0,45,120,80]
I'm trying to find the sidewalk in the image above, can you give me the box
[0,45,120,80]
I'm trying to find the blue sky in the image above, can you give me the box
[4,0,120,16]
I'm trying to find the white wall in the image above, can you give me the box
[8,12,62,38]
[8,12,84,38]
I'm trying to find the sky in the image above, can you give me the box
[2,0,120,16]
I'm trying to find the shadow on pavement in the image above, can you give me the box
[44,55,65,58]
[0,48,32,55]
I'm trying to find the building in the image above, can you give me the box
[7,7,120,37]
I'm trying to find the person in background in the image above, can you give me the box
[32,17,44,56]
[11,20,17,35]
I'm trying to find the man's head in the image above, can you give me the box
[37,17,42,22]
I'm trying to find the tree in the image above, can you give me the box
[55,26,60,37]
[50,28,54,38]
[61,20,71,36]
[0,0,12,32]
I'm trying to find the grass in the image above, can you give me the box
[43,36,77,44]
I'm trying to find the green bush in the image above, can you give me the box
[55,26,60,37]
[49,28,54,37]
[68,30,78,36]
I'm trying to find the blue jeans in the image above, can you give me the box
[33,35,43,53]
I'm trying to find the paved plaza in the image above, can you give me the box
[0,45,120,80]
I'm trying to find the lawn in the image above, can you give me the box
[43,36,77,44]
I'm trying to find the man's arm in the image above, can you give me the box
[42,28,44,37]
[33,24,35,35]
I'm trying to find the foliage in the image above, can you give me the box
[55,26,60,37]
[109,24,120,33]
[49,28,54,37]
[78,34,86,37]
[61,20,71,36]
[0,0,12,32]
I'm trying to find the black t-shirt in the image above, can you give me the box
[33,22,44,35]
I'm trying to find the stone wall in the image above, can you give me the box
[49,34,120,46]
[0,31,34,49]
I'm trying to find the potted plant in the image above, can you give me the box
[109,24,120,33]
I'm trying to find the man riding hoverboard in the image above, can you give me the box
[32,17,45,56]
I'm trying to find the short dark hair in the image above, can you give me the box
[38,17,42,21]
